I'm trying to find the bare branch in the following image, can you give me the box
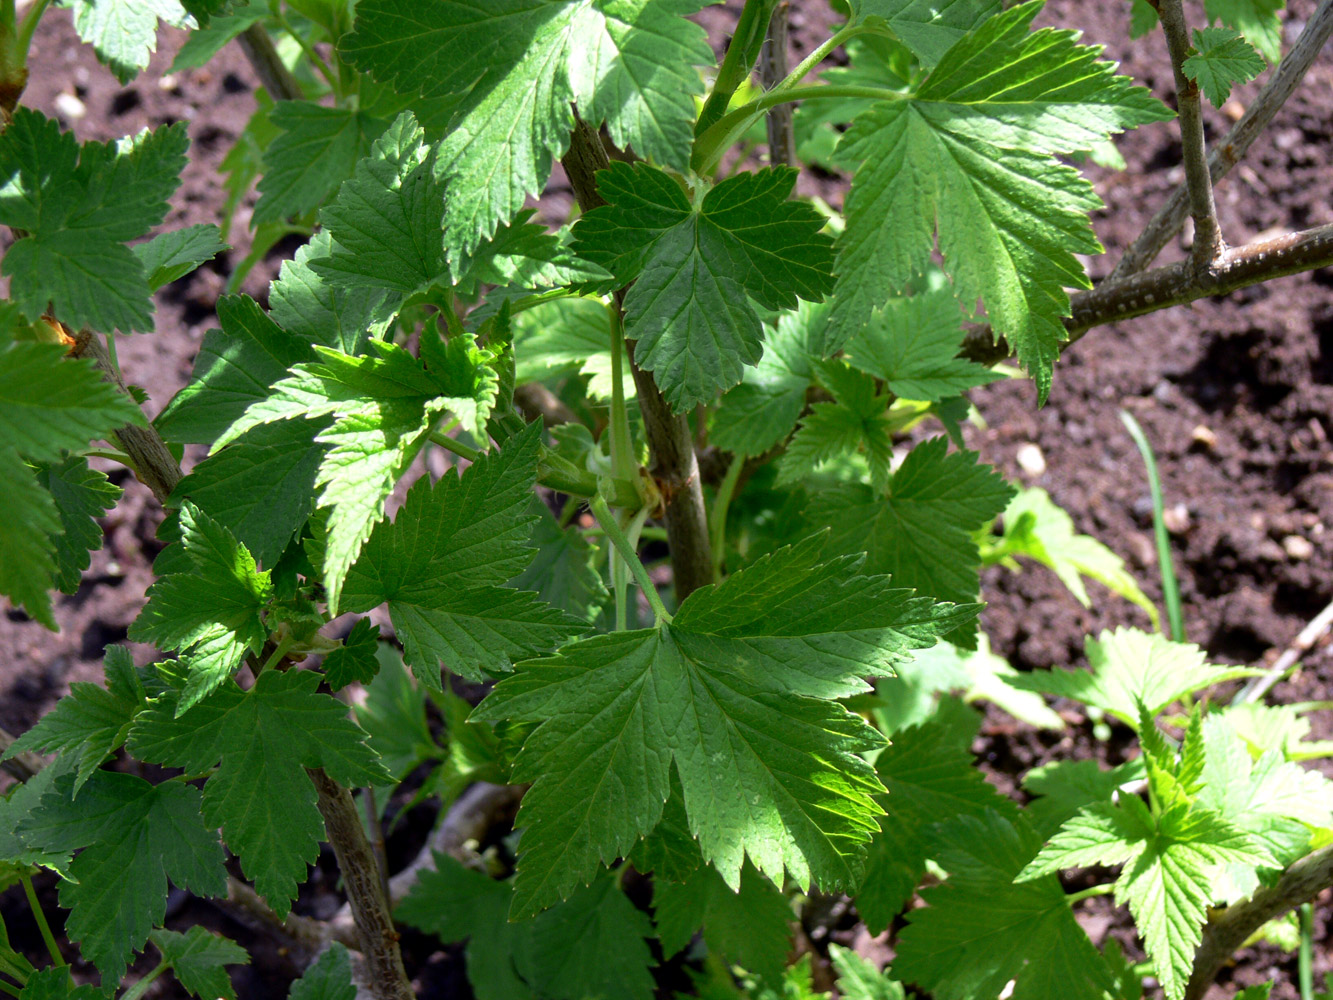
[223,877,357,953]
[309,770,414,1000]
[1111,0,1333,279]
[561,117,715,601]
[760,2,796,169]
[236,24,303,102]
[960,222,1333,366]
[1156,0,1225,269]
[1185,844,1333,1000]
[1235,598,1333,704]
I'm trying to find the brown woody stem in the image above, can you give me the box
[960,222,1333,367]
[236,23,303,102]
[759,1,796,169]
[1156,0,1224,269]
[561,117,715,602]
[1185,845,1333,1000]
[1111,0,1333,279]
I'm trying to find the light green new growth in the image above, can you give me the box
[779,361,894,490]
[64,0,194,82]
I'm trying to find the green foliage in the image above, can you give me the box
[574,162,834,411]
[2,2,1324,998]
[1184,27,1266,107]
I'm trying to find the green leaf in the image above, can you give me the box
[510,500,609,624]
[0,341,146,464]
[288,943,356,1000]
[60,0,192,83]
[477,534,977,915]
[0,450,62,629]
[844,289,1001,401]
[129,668,391,917]
[654,863,792,982]
[1183,27,1266,107]
[893,811,1114,1000]
[1205,0,1284,62]
[711,300,822,459]
[343,0,713,260]
[311,112,449,298]
[510,294,628,401]
[171,418,329,568]
[270,234,395,356]
[34,457,119,594]
[133,224,228,291]
[16,968,102,1000]
[398,856,656,1000]
[171,1,266,72]
[1007,627,1261,728]
[573,162,835,410]
[148,927,250,1000]
[342,422,586,686]
[19,770,227,984]
[991,487,1158,625]
[1022,757,1146,839]
[858,721,1017,932]
[807,437,1014,647]
[129,501,273,712]
[215,336,499,612]
[323,617,383,690]
[355,646,436,781]
[828,2,1170,401]
[779,362,894,491]
[848,0,1001,66]
[3,646,145,793]
[254,101,389,224]
[830,944,904,1000]
[157,294,319,446]
[1023,798,1271,1000]
[0,109,189,333]
[0,755,79,875]
[457,212,609,293]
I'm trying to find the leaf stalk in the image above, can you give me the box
[590,492,672,625]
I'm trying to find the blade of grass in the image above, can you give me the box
[1120,411,1185,643]
[1300,902,1315,1000]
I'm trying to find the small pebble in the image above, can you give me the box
[158,73,179,92]
[1283,535,1315,561]
[54,91,86,120]
[1221,99,1245,121]
[1163,502,1191,535]
[1015,442,1046,476]
[1191,424,1217,449]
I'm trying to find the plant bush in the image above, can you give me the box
[2,1,1332,998]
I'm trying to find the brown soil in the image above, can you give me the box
[2,2,1332,998]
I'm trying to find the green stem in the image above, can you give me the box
[257,633,296,674]
[606,304,636,482]
[537,449,642,508]
[710,453,744,582]
[610,506,652,632]
[428,429,482,464]
[1120,411,1185,642]
[692,81,899,174]
[775,22,864,95]
[104,331,122,383]
[586,525,669,542]
[83,449,137,468]
[1300,902,1315,1000]
[14,0,49,55]
[1065,883,1116,905]
[119,961,168,1000]
[0,978,20,998]
[697,0,776,135]
[273,9,339,94]
[590,493,671,625]
[21,878,63,969]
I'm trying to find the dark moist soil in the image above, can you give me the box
[3,2,1333,998]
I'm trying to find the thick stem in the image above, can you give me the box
[1110,0,1333,279]
[0,727,44,782]
[308,770,414,1000]
[958,222,1333,366]
[1184,845,1333,1000]
[759,1,796,168]
[561,120,715,602]
[1155,0,1224,269]
[236,23,303,102]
